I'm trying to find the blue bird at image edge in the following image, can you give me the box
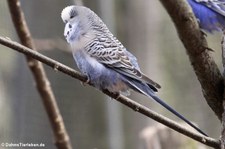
[187,0,225,33]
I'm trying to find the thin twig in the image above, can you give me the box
[7,1,72,149]
[0,36,220,148]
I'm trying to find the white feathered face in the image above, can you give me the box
[61,6,81,43]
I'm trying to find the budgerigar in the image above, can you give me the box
[61,5,207,136]
[187,0,225,33]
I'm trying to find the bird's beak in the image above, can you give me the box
[64,23,70,38]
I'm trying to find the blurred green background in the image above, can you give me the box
[0,0,222,148]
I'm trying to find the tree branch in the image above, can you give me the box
[158,0,224,121]
[0,36,220,148]
[220,35,225,149]
[7,1,72,148]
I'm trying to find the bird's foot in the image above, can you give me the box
[120,90,130,97]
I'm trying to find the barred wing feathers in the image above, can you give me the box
[85,34,161,90]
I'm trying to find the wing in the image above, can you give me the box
[195,0,225,16]
[85,34,161,89]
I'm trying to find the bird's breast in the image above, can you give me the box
[71,31,96,52]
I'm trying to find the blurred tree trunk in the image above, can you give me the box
[118,0,164,148]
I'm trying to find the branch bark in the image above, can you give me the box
[221,35,225,149]
[7,1,72,148]
[0,36,220,148]
[158,0,224,121]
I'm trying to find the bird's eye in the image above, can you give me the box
[70,9,77,19]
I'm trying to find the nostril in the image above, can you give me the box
[67,31,69,35]
[69,24,72,28]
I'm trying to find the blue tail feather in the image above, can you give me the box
[124,77,208,136]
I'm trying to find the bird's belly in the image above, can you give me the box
[100,73,129,93]
[90,65,129,93]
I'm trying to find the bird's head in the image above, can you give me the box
[61,6,93,43]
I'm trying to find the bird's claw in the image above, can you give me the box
[80,78,90,86]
